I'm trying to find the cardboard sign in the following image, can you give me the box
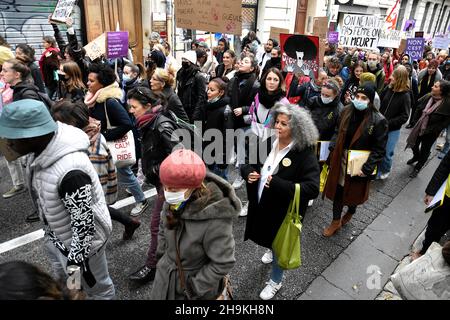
[433,35,450,50]
[405,38,425,61]
[377,29,402,48]
[313,17,328,39]
[328,31,339,44]
[270,27,290,44]
[281,34,320,79]
[175,0,242,35]
[50,0,77,24]
[107,31,129,59]
[83,33,106,61]
[339,14,382,50]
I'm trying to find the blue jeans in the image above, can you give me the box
[379,129,400,174]
[209,164,229,181]
[270,250,284,284]
[116,166,145,203]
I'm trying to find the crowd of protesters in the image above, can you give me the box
[0,17,450,301]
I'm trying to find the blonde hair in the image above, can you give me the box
[153,67,175,88]
[390,65,410,92]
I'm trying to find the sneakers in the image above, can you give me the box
[239,202,248,217]
[436,143,444,151]
[308,199,314,207]
[378,172,390,180]
[128,265,156,284]
[26,211,40,223]
[123,218,141,240]
[125,188,132,195]
[3,185,26,199]
[232,176,245,189]
[130,199,150,217]
[259,279,282,300]
[261,250,273,264]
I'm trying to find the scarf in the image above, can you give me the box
[406,95,442,149]
[84,82,123,108]
[258,87,285,109]
[230,72,256,108]
[83,117,101,145]
[136,106,162,129]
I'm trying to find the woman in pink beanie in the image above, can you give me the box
[150,149,242,300]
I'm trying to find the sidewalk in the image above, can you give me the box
[299,156,440,300]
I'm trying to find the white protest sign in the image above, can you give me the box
[433,34,450,50]
[339,14,382,50]
[51,0,77,24]
[377,29,402,48]
[83,33,106,61]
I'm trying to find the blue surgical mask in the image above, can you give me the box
[321,95,334,105]
[208,96,221,103]
[353,99,368,111]
[122,75,132,83]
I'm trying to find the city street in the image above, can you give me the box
[0,128,443,300]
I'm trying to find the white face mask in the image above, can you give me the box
[321,95,334,105]
[164,189,189,205]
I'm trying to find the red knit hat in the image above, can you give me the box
[159,149,206,189]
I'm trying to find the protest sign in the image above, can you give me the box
[328,31,339,44]
[175,0,242,35]
[313,17,328,39]
[377,29,402,48]
[415,31,424,38]
[107,31,129,59]
[270,27,290,44]
[281,34,320,79]
[330,5,339,23]
[83,33,106,61]
[404,19,415,32]
[384,0,400,30]
[405,38,424,61]
[433,35,450,50]
[339,14,382,50]
[50,0,77,24]
[398,39,407,54]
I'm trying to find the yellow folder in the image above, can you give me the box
[347,150,377,177]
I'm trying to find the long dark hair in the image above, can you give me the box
[52,100,90,129]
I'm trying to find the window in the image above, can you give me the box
[420,2,431,30]
[427,3,439,34]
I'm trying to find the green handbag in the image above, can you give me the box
[272,183,302,270]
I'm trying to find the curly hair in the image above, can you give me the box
[270,102,319,151]
[88,63,116,87]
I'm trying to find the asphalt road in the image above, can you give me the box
[0,128,442,300]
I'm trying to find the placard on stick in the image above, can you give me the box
[106,31,129,59]
[51,0,77,24]
[339,14,382,50]
[84,33,106,61]
[270,27,289,44]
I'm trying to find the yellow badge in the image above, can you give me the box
[282,158,292,167]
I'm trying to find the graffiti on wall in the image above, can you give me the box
[0,0,82,56]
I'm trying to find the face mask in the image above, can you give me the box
[122,75,132,83]
[208,96,221,103]
[353,99,368,111]
[368,61,377,70]
[164,189,189,205]
[321,95,334,105]
[182,61,190,69]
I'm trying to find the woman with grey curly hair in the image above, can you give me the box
[241,102,320,300]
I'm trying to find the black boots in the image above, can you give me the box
[129,265,156,284]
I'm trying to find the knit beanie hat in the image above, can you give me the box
[159,149,206,189]
[357,83,376,104]
[360,72,376,86]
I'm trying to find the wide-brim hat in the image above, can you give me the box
[0,99,57,139]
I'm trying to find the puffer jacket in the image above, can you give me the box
[26,122,112,257]
[11,81,41,102]
[150,172,241,300]
[139,113,180,187]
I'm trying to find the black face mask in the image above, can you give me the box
[271,57,281,64]
[181,61,191,69]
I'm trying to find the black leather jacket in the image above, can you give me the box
[139,114,180,187]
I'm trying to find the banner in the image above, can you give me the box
[433,35,450,50]
[280,34,320,79]
[377,29,402,48]
[175,0,242,35]
[385,0,400,30]
[339,14,382,50]
[405,38,424,61]
[50,0,77,24]
[107,31,129,59]
[83,33,106,61]
[328,31,339,44]
[270,27,290,44]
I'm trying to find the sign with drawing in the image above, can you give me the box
[280,34,320,79]
[51,0,77,24]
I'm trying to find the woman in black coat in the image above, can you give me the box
[406,80,450,178]
[242,103,320,300]
[377,65,411,179]
[15,44,46,93]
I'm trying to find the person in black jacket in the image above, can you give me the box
[411,151,450,260]
[85,63,149,217]
[406,80,450,178]
[176,50,207,123]
[57,61,86,101]
[199,77,233,180]
[341,61,366,105]
[306,78,342,141]
[377,65,411,180]
[127,87,181,284]
[1,59,40,102]
[261,47,282,78]
[14,44,46,93]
